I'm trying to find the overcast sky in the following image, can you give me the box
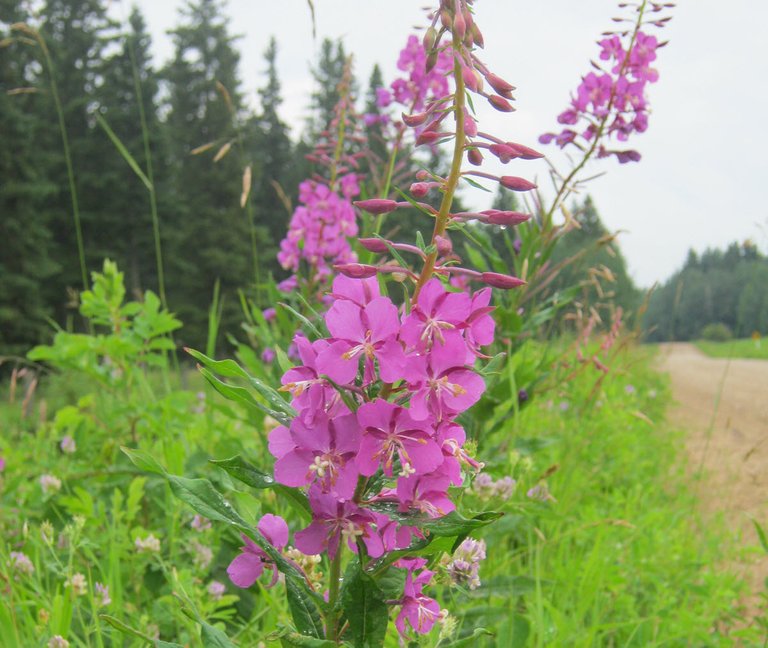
[120,0,768,288]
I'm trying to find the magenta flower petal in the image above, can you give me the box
[274,448,314,487]
[294,520,330,557]
[325,299,366,341]
[227,552,264,588]
[268,426,294,459]
[257,514,289,549]
[316,339,359,384]
[364,297,401,343]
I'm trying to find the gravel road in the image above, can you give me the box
[658,342,768,609]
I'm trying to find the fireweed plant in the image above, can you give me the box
[121,1,675,645]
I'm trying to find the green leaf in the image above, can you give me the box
[199,367,292,426]
[210,454,312,521]
[95,113,152,191]
[189,348,296,419]
[753,519,768,554]
[267,629,337,647]
[100,614,184,647]
[121,447,166,475]
[286,576,326,640]
[341,560,388,648]
[278,302,323,338]
[439,628,494,647]
[210,454,275,488]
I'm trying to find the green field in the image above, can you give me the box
[1,342,761,646]
[696,338,768,360]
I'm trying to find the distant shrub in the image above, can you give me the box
[701,322,733,342]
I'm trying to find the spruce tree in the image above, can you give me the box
[161,0,263,348]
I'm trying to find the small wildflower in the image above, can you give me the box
[191,540,213,570]
[65,573,87,596]
[193,391,206,414]
[10,551,34,576]
[438,612,458,641]
[446,538,486,590]
[208,580,226,600]
[60,435,76,454]
[135,534,161,554]
[48,636,69,648]
[191,515,212,532]
[40,474,62,495]
[95,582,111,606]
[625,384,636,395]
[41,521,55,545]
[527,483,555,502]
[559,401,570,412]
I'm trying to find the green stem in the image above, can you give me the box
[412,32,467,302]
[326,548,343,642]
[35,29,88,294]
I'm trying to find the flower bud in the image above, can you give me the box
[486,73,516,98]
[481,272,526,289]
[462,65,479,92]
[505,142,545,160]
[467,148,484,166]
[334,263,379,279]
[489,143,521,163]
[410,182,431,197]
[415,169,431,181]
[464,115,478,137]
[488,94,515,113]
[500,176,537,192]
[435,234,452,256]
[440,8,452,29]
[358,238,390,253]
[416,130,448,146]
[426,50,439,73]
[470,23,484,48]
[453,11,466,40]
[402,111,429,127]
[423,26,438,52]
[353,198,399,214]
[481,210,530,226]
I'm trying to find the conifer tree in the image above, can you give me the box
[161,0,262,347]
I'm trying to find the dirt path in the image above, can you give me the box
[658,342,768,608]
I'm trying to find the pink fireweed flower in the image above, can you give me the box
[279,335,343,416]
[317,296,408,384]
[271,412,361,499]
[400,278,470,351]
[294,487,384,560]
[395,565,442,635]
[227,514,289,589]
[396,473,454,518]
[356,400,443,478]
[408,335,486,421]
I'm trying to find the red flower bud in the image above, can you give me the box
[462,65,479,92]
[467,148,484,166]
[500,176,537,192]
[358,238,390,253]
[435,234,452,256]
[464,115,478,137]
[402,111,429,127]
[353,199,399,215]
[334,263,379,279]
[489,143,521,163]
[505,142,545,160]
[415,170,430,181]
[453,11,466,39]
[481,272,526,289]
[416,130,449,146]
[486,73,516,98]
[423,26,438,52]
[481,210,530,226]
[410,182,431,198]
[488,94,515,113]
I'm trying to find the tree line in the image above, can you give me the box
[0,0,368,355]
[643,241,768,341]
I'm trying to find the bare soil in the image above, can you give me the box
[658,342,768,608]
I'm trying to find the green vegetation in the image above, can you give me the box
[0,263,759,644]
[696,338,768,360]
